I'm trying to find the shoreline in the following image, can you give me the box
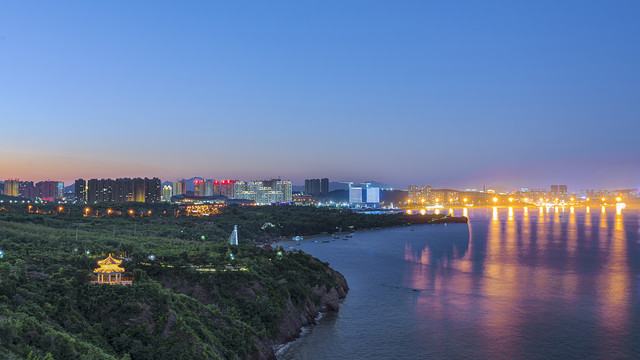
[262,215,468,246]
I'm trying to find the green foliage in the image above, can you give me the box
[0,204,398,359]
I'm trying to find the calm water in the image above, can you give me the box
[277,206,640,359]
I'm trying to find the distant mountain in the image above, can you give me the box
[65,184,75,193]
[294,181,395,194]
[329,182,350,191]
[361,181,394,190]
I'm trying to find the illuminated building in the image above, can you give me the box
[36,181,63,201]
[234,180,292,203]
[366,187,380,203]
[349,186,363,203]
[173,181,186,195]
[220,180,236,198]
[162,185,173,202]
[194,180,203,196]
[3,179,19,197]
[75,179,87,203]
[234,181,247,199]
[408,185,431,203]
[213,180,221,195]
[56,181,65,199]
[201,180,214,197]
[281,181,293,202]
[550,185,568,200]
[92,254,131,285]
[132,178,146,202]
[239,190,257,201]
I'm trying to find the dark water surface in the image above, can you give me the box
[277,206,640,359]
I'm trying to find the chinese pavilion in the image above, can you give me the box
[93,254,132,285]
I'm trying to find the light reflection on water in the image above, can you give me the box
[277,206,640,360]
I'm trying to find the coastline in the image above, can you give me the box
[264,215,468,245]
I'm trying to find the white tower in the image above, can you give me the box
[229,225,238,246]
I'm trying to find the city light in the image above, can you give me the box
[493,197,498,204]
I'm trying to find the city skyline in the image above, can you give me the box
[2,1,639,190]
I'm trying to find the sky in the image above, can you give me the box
[1,1,639,191]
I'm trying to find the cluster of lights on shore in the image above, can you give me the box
[405,195,627,216]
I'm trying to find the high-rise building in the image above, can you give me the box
[349,187,363,203]
[559,185,568,195]
[408,185,432,204]
[234,181,247,199]
[86,179,114,203]
[113,178,133,202]
[321,178,329,195]
[213,180,221,195]
[173,181,186,196]
[202,180,214,197]
[3,179,20,197]
[144,177,161,203]
[132,178,146,202]
[56,181,65,200]
[281,181,293,202]
[36,181,60,201]
[19,181,36,199]
[75,179,87,203]
[162,185,173,202]
[305,179,321,196]
[220,180,236,198]
[366,187,380,203]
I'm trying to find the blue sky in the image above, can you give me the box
[1,1,639,190]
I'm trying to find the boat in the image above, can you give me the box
[292,236,303,242]
[321,240,330,243]
[332,234,340,239]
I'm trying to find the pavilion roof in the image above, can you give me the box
[94,254,125,273]
[97,254,122,266]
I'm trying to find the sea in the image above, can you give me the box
[276,205,640,359]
